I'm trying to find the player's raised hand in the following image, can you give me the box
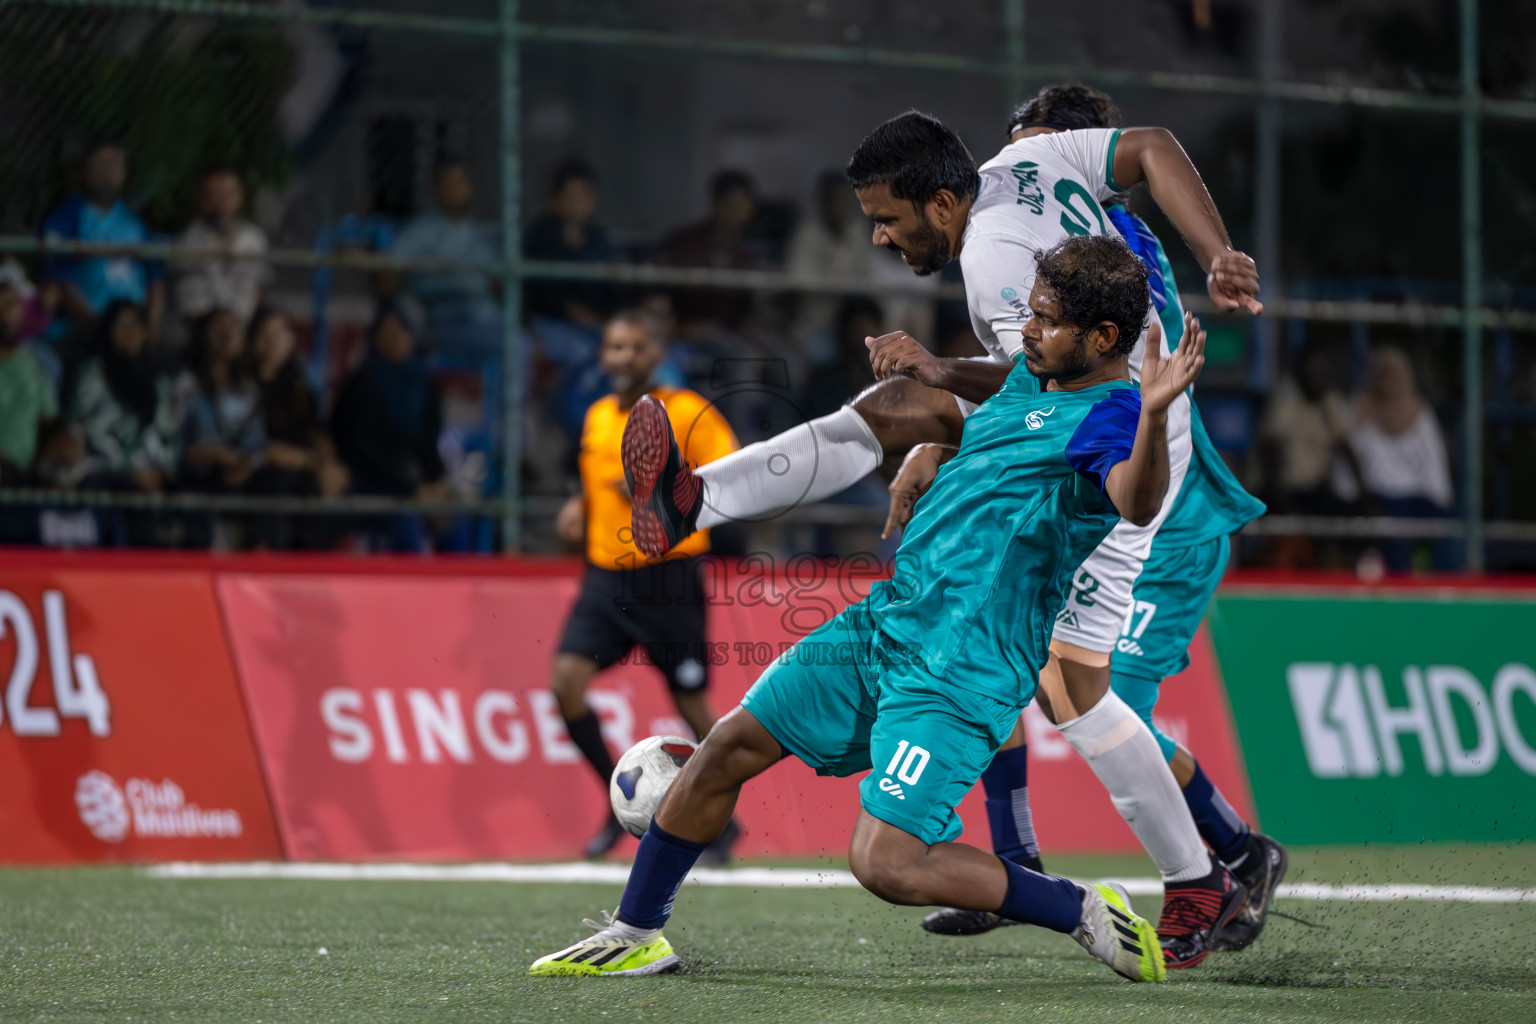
[866,331,945,388]
[1140,312,1206,415]
[882,443,949,539]
[1206,250,1263,315]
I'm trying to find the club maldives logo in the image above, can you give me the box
[74,771,243,843]
[1287,662,1536,779]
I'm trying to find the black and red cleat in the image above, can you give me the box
[1158,859,1246,970]
[1215,831,1289,952]
[622,395,703,559]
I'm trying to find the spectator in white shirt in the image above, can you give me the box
[173,168,270,324]
[1340,346,1458,571]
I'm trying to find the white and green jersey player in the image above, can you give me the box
[956,125,1198,662]
[620,106,1264,965]
[922,86,1283,954]
[1098,204,1286,953]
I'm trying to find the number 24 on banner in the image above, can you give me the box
[0,590,110,737]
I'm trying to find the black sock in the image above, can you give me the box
[565,710,618,791]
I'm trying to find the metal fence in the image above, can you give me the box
[0,0,1532,566]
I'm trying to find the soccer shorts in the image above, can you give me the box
[741,603,1022,845]
[1109,535,1231,760]
[556,558,710,692]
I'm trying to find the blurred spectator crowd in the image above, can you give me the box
[0,139,1474,571]
[1,141,455,552]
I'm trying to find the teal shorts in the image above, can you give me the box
[1109,535,1229,760]
[740,604,1022,846]
[1111,535,1229,683]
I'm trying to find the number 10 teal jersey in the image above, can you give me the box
[865,360,1142,709]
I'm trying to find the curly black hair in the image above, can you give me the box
[845,110,978,206]
[1007,82,1121,136]
[1033,235,1149,357]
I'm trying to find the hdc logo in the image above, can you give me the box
[1287,662,1536,779]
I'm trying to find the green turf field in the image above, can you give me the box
[1,845,1532,1023]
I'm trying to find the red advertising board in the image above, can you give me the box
[217,570,883,861]
[218,561,1255,862]
[0,568,284,863]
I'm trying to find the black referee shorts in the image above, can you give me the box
[557,557,711,693]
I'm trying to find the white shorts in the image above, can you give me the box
[955,387,1194,655]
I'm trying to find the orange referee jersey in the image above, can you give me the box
[579,387,738,568]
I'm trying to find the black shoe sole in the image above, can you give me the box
[920,909,1019,936]
[623,396,689,559]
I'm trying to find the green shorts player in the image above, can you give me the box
[530,233,1207,984]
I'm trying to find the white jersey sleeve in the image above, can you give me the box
[959,233,1039,362]
[1033,128,1128,204]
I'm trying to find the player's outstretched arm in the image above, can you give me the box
[1109,129,1262,316]
[1104,312,1206,526]
[866,331,1012,405]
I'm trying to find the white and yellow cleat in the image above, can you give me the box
[529,911,681,978]
[1072,882,1167,983]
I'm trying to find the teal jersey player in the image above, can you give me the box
[862,367,1138,706]
[531,234,1204,986]
[751,360,1139,842]
[915,87,1284,965]
[926,199,1284,953]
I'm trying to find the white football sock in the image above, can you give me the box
[694,406,883,530]
[1057,691,1210,883]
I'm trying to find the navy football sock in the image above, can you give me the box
[982,744,1040,868]
[995,856,1084,933]
[616,822,709,930]
[1182,761,1250,865]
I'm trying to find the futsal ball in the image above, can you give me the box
[610,735,697,838]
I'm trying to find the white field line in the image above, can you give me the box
[145,862,1536,903]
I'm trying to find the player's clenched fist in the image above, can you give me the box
[866,331,945,388]
[1205,250,1262,315]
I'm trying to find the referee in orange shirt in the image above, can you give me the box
[552,308,740,858]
